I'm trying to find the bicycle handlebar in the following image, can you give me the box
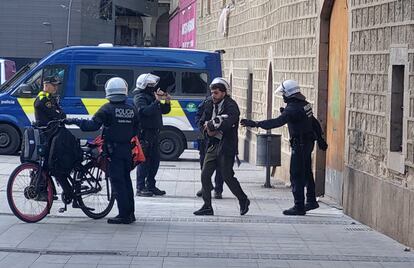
[32,119,66,130]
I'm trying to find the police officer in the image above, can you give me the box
[195,96,224,199]
[194,77,250,216]
[34,76,66,127]
[33,75,67,201]
[65,77,139,224]
[241,80,328,216]
[133,73,170,197]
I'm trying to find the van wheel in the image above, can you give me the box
[159,129,185,161]
[0,124,20,155]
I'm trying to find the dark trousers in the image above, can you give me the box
[290,140,316,208]
[201,143,247,206]
[109,144,134,218]
[199,138,223,193]
[136,130,160,190]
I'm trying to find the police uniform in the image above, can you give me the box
[243,94,317,214]
[133,85,170,195]
[34,91,66,127]
[71,101,140,223]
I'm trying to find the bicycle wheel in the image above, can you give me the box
[7,162,53,223]
[76,161,114,219]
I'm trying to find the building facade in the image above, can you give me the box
[0,0,169,68]
[169,0,197,48]
[196,0,414,247]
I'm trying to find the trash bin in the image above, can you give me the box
[256,134,281,166]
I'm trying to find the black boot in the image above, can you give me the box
[239,198,250,215]
[214,191,222,199]
[305,202,319,211]
[193,204,214,216]
[283,206,306,216]
[149,187,166,196]
[107,216,133,224]
[130,213,136,222]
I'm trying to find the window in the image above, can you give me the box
[99,0,112,20]
[16,65,67,97]
[151,70,177,94]
[390,65,404,152]
[206,0,212,15]
[78,68,133,97]
[181,72,208,95]
[246,73,253,119]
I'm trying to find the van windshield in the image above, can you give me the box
[0,62,37,93]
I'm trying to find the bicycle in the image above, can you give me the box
[7,120,115,223]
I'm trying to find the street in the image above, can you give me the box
[0,151,413,268]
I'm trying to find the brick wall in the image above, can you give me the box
[348,0,414,189]
[196,0,319,178]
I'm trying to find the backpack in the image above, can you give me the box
[92,135,145,171]
[20,127,47,163]
[48,127,83,177]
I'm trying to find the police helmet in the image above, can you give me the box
[105,77,128,102]
[275,80,300,97]
[209,77,230,92]
[135,73,160,91]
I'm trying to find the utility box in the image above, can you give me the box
[256,134,281,166]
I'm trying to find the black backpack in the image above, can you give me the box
[20,127,47,163]
[48,127,83,177]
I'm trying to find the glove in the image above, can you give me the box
[64,118,81,126]
[240,119,258,128]
[317,138,328,151]
[279,107,285,113]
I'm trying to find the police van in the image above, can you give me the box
[0,46,222,160]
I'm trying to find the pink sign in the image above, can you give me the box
[169,0,196,49]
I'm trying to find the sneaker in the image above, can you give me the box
[193,205,214,216]
[283,206,306,216]
[149,187,166,196]
[239,198,250,215]
[196,189,203,197]
[107,217,132,224]
[136,189,153,197]
[214,191,222,199]
[305,202,319,211]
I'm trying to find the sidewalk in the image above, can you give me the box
[0,151,413,267]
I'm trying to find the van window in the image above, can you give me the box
[181,72,208,95]
[151,70,176,94]
[16,65,67,97]
[78,68,134,97]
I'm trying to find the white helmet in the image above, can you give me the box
[210,77,230,92]
[105,77,128,102]
[275,80,300,97]
[135,73,160,90]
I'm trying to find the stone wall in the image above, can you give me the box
[196,0,414,247]
[344,0,414,248]
[196,0,320,181]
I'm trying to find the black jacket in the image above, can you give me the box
[257,98,314,141]
[196,96,213,133]
[34,91,66,126]
[201,95,240,156]
[78,101,140,144]
[133,88,171,130]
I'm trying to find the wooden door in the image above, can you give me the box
[326,0,348,203]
